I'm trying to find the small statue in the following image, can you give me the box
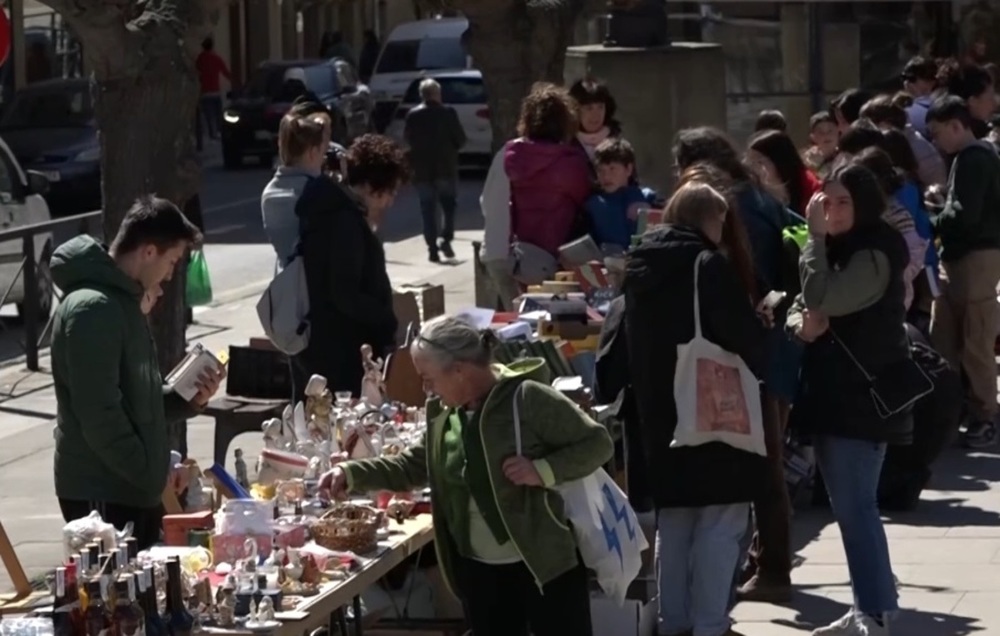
[305,391,334,442]
[248,598,259,624]
[262,418,286,450]
[360,344,386,406]
[243,537,259,570]
[281,404,296,442]
[217,583,236,628]
[234,448,249,490]
[184,464,211,511]
[300,553,321,585]
[291,401,311,443]
[283,548,303,584]
[256,596,275,623]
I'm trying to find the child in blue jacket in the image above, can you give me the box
[585,139,657,252]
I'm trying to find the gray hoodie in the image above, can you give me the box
[261,165,318,269]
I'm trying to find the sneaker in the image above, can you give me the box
[811,609,856,635]
[428,249,441,264]
[855,613,891,635]
[963,420,998,449]
[439,240,455,259]
[737,574,792,603]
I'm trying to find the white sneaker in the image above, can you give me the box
[811,609,857,635]
[855,613,891,635]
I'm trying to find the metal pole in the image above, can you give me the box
[21,236,39,372]
[807,1,824,114]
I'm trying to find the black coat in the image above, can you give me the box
[623,225,768,509]
[294,177,397,395]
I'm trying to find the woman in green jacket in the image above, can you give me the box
[319,315,613,636]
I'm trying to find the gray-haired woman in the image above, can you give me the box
[319,315,613,636]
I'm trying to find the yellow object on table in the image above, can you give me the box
[251,483,276,500]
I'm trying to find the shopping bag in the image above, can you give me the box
[673,252,766,456]
[186,250,213,307]
[512,384,647,606]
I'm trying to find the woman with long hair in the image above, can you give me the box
[787,162,910,636]
[936,59,997,136]
[746,129,821,216]
[568,77,623,161]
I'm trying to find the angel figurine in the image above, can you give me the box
[257,596,276,623]
[304,378,334,442]
[360,344,386,405]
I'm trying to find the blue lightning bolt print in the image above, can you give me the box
[597,482,637,569]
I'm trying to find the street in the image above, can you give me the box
[0,163,487,366]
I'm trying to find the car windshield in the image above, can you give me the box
[243,64,337,100]
[0,84,93,128]
[375,38,467,74]
[403,77,486,105]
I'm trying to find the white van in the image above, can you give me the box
[369,17,470,131]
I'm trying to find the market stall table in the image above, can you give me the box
[207,514,435,636]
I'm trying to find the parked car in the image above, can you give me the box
[221,58,373,169]
[369,17,470,131]
[0,135,55,320]
[386,70,491,163]
[0,78,100,217]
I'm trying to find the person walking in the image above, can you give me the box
[50,197,222,549]
[195,37,231,150]
[405,78,466,263]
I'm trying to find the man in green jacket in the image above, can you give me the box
[926,95,1000,448]
[51,196,220,548]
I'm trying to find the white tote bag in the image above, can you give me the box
[672,253,767,456]
[512,385,647,606]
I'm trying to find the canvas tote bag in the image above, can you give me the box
[672,252,767,456]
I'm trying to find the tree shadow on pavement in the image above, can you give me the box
[770,590,983,634]
[925,450,1000,493]
[881,497,1000,527]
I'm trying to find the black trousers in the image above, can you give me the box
[455,557,592,636]
[58,498,164,551]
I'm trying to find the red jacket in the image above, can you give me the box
[196,51,231,94]
[504,139,592,256]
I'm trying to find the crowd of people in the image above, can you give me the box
[42,47,1000,636]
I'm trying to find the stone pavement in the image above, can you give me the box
[1,228,999,634]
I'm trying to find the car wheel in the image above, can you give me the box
[222,147,242,170]
[16,242,54,323]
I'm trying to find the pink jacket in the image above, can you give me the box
[504,138,593,256]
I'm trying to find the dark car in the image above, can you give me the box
[221,58,373,169]
[0,78,100,217]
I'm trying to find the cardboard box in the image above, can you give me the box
[590,578,656,636]
[392,284,446,345]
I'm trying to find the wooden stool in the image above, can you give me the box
[206,396,287,467]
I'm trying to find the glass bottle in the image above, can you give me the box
[124,538,139,567]
[83,580,111,636]
[86,544,100,576]
[163,558,193,636]
[111,577,144,636]
[141,567,167,636]
[53,566,83,636]
[118,546,130,573]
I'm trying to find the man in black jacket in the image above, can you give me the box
[405,78,467,263]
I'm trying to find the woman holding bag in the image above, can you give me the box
[786,162,913,636]
[318,315,613,636]
[624,181,768,636]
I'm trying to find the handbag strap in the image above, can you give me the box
[691,251,707,339]
[829,329,875,383]
[512,382,526,456]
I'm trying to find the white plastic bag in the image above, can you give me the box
[512,386,647,606]
[62,510,127,559]
[673,254,766,456]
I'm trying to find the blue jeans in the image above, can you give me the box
[815,435,899,614]
[656,503,749,636]
[415,179,457,250]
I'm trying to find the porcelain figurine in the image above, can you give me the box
[256,596,275,623]
[304,374,327,397]
[217,585,236,628]
[291,401,310,443]
[234,448,250,490]
[360,344,386,406]
[261,418,285,449]
[305,388,334,442]
[283,548,303,583]
[243,537,259,569]
[281,404,295,441]
[184,465,211,511]
[300,553,321,585]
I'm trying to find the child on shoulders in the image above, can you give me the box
[585,138,657,252]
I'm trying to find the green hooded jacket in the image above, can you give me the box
[344,358,614,596]
[51,236,186,509]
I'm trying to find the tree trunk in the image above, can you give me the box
[95,71,202,375]
[458,0,584,152]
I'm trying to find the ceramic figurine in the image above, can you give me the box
[234,448,250,490]
[281,404,296,442]
[305,388,334,442]
[360,344,386,405]
[256,596,275,623]
[248,598,259,624]
[217,585,236,628]
[300,553,321,585]
[261,418,285,449]
[185,465,211,511]
[304,374,327,397]
[291,401,310,443]
[243,537,259,570]
[283,548,303,583]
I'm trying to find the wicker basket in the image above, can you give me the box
[311,504,383,554]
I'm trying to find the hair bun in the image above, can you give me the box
[478,329,500,352]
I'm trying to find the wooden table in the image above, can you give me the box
[209,514,436,636]
[206,396,288,467]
